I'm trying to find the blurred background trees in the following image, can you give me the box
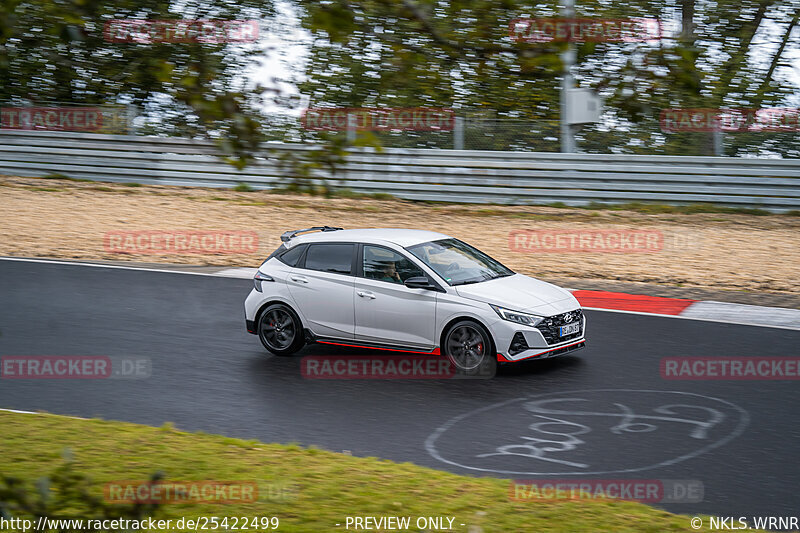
[1,0,798,158]
[0,0,277,164]
[298,0,800,156]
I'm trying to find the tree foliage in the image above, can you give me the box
[1,0,797,157]
[0,455,163,531]
[296,0,800,155]
[0,0,277,165]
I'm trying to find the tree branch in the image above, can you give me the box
[754,10,798,106]
[399,0,515,55]
[712,0,774,104]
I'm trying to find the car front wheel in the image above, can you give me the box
[442,320,497,377]
[257,303,305,356]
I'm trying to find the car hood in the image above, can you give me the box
[455,274,578,316]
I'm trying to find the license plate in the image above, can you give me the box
[559,322,580,336]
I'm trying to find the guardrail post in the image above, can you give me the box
[346,113,357,143]
[126,104,137,135]
[713,129,724,156]
[454,116,464,150]
[559,0,578,153]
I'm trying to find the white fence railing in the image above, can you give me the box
[1,130,799,211]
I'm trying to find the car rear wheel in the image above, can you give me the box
[258,303,305,356]
[442,320,497,377]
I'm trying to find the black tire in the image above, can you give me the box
[257,303,305,356]
[442,319,497,377]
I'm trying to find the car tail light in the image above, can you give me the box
[253,271,275,292]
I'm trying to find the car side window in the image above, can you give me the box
[278,244,307,267]
[304,244,354,275]
[363,245,424,284]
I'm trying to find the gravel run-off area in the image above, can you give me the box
[1,175,798,296]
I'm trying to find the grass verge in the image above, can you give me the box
[549,201,800,216]
[0,411,732,532]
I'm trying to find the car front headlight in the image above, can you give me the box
[490,304,544,326]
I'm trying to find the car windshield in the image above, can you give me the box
[406,238,514,286]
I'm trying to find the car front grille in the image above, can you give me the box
[537,309,584,345]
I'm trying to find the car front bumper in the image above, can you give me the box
[497,338,586,362]
[490,313,587,362]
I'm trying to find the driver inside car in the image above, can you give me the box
[378,261,403,283]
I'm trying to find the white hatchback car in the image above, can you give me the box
[245,227,585,373]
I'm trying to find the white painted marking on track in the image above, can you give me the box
[0,256,247,278]
[0,408,39,415]
[581,305,800,331]
[680,300,800,330]
[424,389,750,476]
[214,267,259,278]
[0,408,90,420]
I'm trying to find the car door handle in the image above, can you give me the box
[289,275,308,283]
[357,290,376,299]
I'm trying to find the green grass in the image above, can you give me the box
[366,192,396,201]
[0,411,731,532]
[415,198,791,217]
[268,186,396,201]
[40,173,92,182]
[550,201,775,216]
[233,182,255,192]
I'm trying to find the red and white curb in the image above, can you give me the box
[2,259,798,331]
[571,290,800,331]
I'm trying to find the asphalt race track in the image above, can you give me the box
[1,259,798,522]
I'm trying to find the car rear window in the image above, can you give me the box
[278,244,307,267]
[303,244,353,275]
[266,244,287,261]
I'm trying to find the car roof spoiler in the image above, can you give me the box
[280,226,343,242]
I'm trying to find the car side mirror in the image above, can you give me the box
[404,276,440,291]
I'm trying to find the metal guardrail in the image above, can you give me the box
[1,130,799,211]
